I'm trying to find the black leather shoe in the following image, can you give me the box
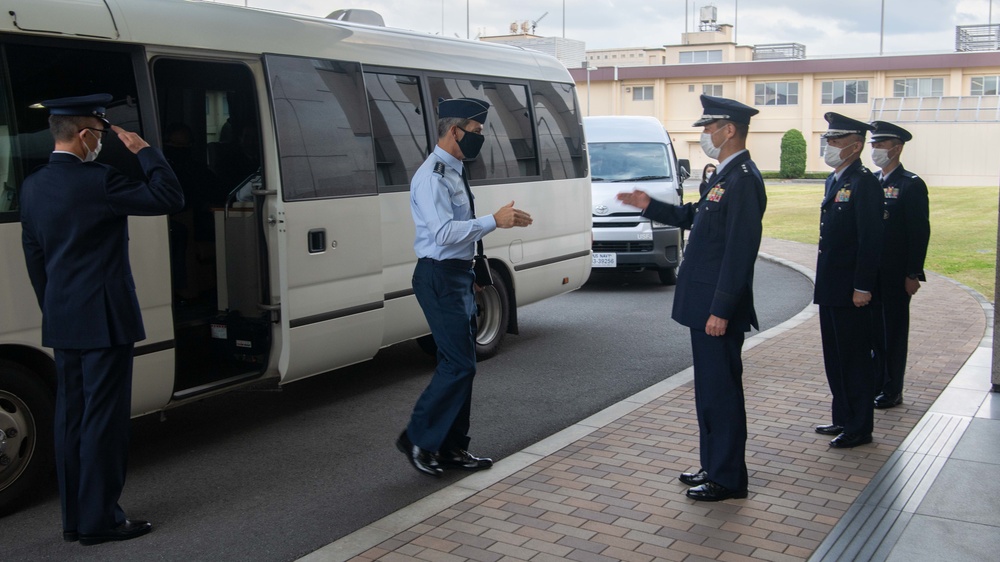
[439,449,493,471]
[679,469,708,486]
[815,424,844,435]
[874,393,903,409]
[829,432,873,448]
[685,481,748,502]
[79,520,152,546]
[396,430,442,477]
[63,531,79,542]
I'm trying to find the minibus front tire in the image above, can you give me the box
[0,360,54,515]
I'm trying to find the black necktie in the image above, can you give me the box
[461,168,476,216]
[462,168,485,258]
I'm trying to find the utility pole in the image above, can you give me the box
[880,0,886,55]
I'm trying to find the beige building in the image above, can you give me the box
[572,28,1000,187]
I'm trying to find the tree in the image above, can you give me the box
[780,129,807,179]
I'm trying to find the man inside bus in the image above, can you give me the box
[20,94,184,544]
[398,97,533,477]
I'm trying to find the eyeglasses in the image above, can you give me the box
[81,127,110,138]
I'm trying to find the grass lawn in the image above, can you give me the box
[761,181,999,301]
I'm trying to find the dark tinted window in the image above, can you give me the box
[427,77,536,181]
[364,72,428,189]
[266,55,375,200]
[531,81,586,180]
[1,42,143,221]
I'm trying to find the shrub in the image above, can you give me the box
[779,129,807,179]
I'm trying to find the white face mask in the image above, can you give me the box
[699,127,727,160]
[823,142,855,169]
[83,129,102,162]
[871,147,892,169]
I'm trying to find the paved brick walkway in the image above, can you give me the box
[343,239,986,562]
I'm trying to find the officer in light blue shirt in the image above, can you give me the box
[409,143,495,260]
[397,97,532,477]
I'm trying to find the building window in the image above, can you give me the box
[632,86,654,101]
[971,76,1000,95]
[754,82,799,105]
[893,77,944,97]
[679,50,723,64]
[702,84,723,97]
[821,80,868,104]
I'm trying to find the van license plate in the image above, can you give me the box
[592,253,617,268]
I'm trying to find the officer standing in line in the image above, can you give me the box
[617,95,766,502]
[869,121,930,409]
[397,97,533,477]
[813,112,884,449]
[20,94,184,544]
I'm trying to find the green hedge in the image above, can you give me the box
[761,171,829,180]
[779,129,807,178]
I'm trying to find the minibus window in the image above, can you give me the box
[426,77,536,181]
[364,72,428,190]
[531,81,586,180]
[266,55,375,200]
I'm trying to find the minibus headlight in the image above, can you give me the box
[651,221,669,229]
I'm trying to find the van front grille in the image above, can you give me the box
[592,241,654,253]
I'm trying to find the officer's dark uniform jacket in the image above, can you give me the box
[642,150,766,332]
[814,159,884,306]
[878,165,929,299]
[21,149,184,349]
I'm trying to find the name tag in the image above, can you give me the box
[835,188,851,203]
[707,185,725,202]
[884,186,899,199]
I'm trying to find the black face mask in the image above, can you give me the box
[457,128,485,159]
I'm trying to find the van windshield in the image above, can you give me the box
[589,142,673,182]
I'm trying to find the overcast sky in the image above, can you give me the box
[208,0,999,57]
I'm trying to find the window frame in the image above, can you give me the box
[893,77,944,98]
[0,37,153,223]
[821,79,869,105]
[754,81,799,106]
[971,75,1000,96]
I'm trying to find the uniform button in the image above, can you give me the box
[818,249,823,254]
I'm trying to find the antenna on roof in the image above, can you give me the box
[531,11,548,34]
[326,9,385,27]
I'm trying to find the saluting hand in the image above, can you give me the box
[616,190,651,210]
[493,201,533,228]
[112,125,150,155]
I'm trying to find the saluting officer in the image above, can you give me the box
[813,112,884,449]
[20,94,183,544]
[618,95,766,502]
[397,97,532,477]
[869,121,930,409]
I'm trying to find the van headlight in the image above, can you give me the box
[651,221,669,229]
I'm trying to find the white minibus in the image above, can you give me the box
[0,0,592,512]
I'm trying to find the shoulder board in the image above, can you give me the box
[433,162,446,176]
[903,170,919,179]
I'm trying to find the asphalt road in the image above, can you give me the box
[0,258,813,562]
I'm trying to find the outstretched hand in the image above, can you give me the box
[616,190,651,210]
[493,201,533,228]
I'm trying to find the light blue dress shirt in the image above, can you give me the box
[410,146,497,260]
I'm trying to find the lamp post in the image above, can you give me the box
[879,0,885,55]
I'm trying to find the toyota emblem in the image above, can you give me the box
[594,205,610,215]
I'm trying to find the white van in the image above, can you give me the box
[584,116,689,284]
